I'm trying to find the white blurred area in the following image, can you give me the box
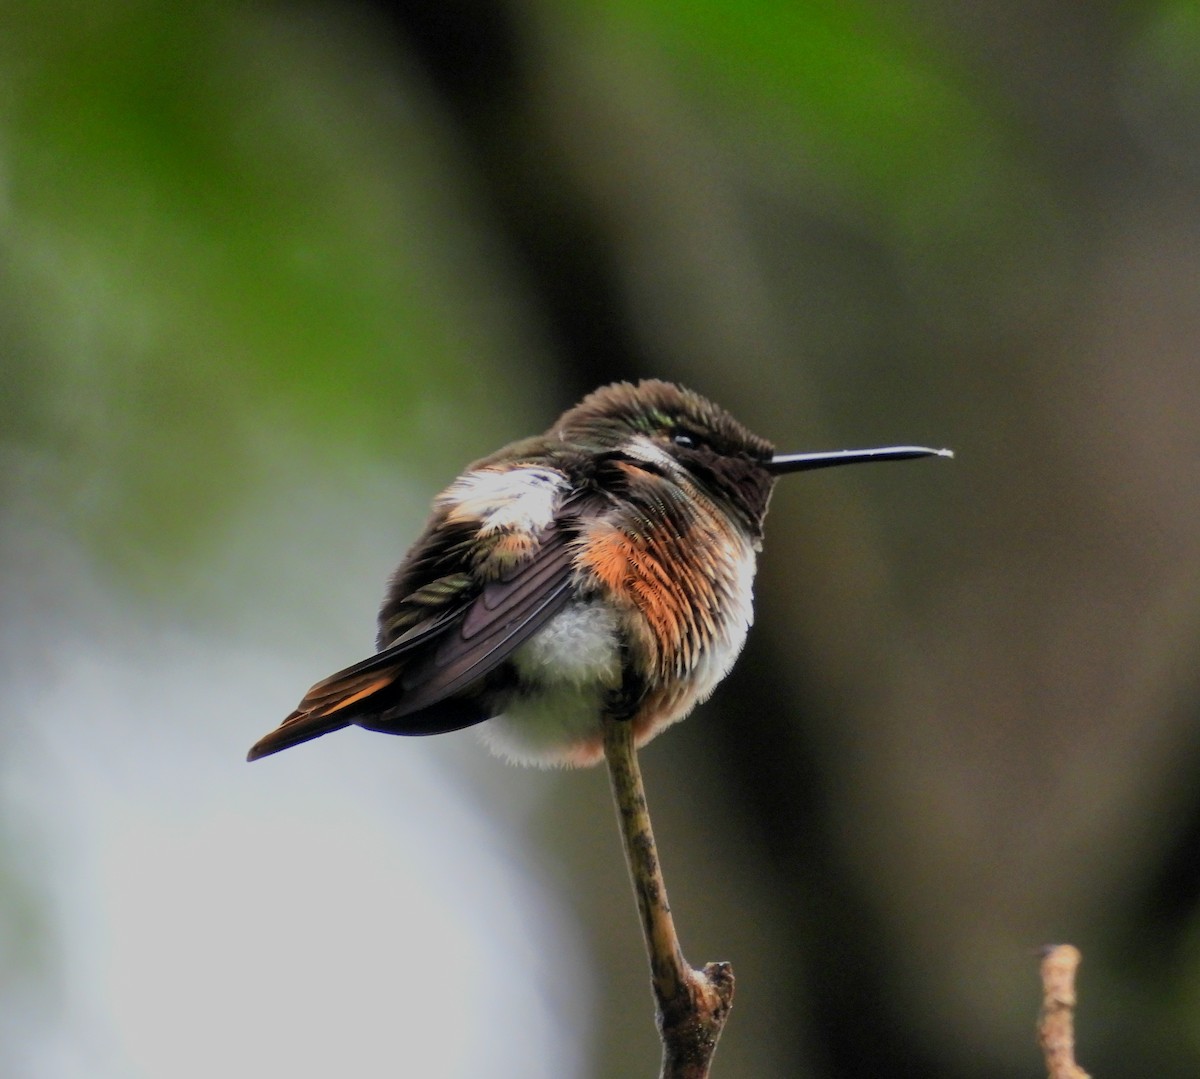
[1,450,592,1079]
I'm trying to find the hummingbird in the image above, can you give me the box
[247,380,949,767]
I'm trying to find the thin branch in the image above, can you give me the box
[602,715,735,1079]
[1038,944,1091,1079]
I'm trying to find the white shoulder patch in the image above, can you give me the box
[441,466,566,533]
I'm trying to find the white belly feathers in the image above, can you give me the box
[481,601,623,766]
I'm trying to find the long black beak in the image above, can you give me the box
[766,445,953,475]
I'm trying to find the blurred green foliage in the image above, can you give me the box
[580,0,1005,196]
[0,1,551,593]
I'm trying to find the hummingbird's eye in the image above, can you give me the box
[671,430,698,449]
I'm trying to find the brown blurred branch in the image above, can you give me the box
[602,715,735,1078]
[1038,944,1091,1079]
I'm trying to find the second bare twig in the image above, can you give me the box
[1038,944,1091,1079]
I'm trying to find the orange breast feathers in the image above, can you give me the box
[573,513,727,682]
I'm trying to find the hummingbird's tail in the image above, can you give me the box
[245,710,354,761]
[246,666,400,761]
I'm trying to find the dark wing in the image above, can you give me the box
[388,526,578,714]
[246,509,590,762]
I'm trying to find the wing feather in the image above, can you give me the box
[393,527,579,710]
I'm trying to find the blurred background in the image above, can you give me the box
[2,1,1199,1076]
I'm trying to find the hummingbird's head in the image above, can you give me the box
[553,380,779,533]
[553,380,952,537]
[555,380,773,458]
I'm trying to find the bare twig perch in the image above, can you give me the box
[1038,944,1091,1079]
[603,715,735,1078]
